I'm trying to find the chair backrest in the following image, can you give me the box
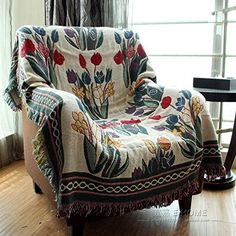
[13,26,156,119]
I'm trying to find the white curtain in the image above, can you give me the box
[0,0,22,167]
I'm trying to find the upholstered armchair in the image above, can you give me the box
[4,26,225,235]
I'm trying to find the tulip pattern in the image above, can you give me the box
[19,26,64,87]
[114,30,148,88]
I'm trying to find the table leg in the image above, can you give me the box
[224,112,236,172]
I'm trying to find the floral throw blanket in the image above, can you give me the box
[4,26,225,218]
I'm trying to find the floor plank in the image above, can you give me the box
[0,160,235,236]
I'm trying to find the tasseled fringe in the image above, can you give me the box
[203,164,226,182]
[57,178,200,218]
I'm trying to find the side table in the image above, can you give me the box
[195,88,236,190]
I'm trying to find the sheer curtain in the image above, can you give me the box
[0,0,22,167]
[45,0,130,27]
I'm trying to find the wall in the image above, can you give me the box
[11,0,44,38]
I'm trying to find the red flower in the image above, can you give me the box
[149,115,161,120]
[79,54,86,68]
[53,49,65,65]
[137,44,146,58]
[20,39,36,57]
[120,119,141,124]
[91,52,102,66]
[125,45,135,58]
[38,43,50,60]
[113,50,123,65]
[161,96,172,109]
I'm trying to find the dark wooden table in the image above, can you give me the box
[195,88,236,189]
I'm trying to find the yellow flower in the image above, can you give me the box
[107,137,121,148]
[172,128,182,136]
[71,111,88,133]
[85,89,90,100]
[72,86,85,99]
[157,137,171,151]
[143,139,156,154]
[106,81,115,97]
[192,96,203,114]
[179,126,186,133]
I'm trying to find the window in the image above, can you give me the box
[129,0,236,146]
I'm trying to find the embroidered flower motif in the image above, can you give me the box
[67,69,77,83]
[161,96,172,109]
[71,111,88,134]
[175,96,186,111]
[113,50,123,64]
[105,81,115,97]
[152,125,165,131]
[120,119,141,125]
[107,137,121,148]
[53,49,65,65]
[149,115,161,120]
[33,27,46,36]
[20,39,36,57]
[157,137,171,151]
[137,44,146,59]
[143,139,156,154]
[132,167,143,179]
[125,45,135,58]
[172,128,182,136]
[79,54,86,68]
[72,86,85,99]
[38,43,50,60]
[94,71,104,84]
[64,28,75,38]
[192,96,203,114]
[166,115,179,125]
[124,30,134,39]
[91,52,102,66]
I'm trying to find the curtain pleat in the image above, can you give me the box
[45,0,129,27]
[0,0,23,168]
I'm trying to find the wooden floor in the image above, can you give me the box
[0,161,235,236]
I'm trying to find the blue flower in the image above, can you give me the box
[148,158,158,175]
[82,72,91,85]
[137,84,147,95]
[33,27,46,36]
[124,30,134,39]
[133,92,142,102]
[162,150,175,168]
[175,96,185,111]
[114,32,122,44]
[51,30,59,43]
[166,115,179,125]
[181,90,192,99]
[94,71,104,84]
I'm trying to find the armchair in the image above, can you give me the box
[4,26,225,235]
